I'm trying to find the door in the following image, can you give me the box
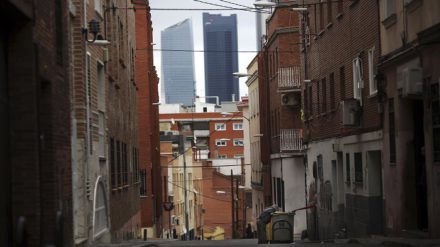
[367,150,383,234]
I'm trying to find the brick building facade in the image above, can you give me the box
[257,4,307,237]
[1,0,73,246]
[70,0,141,244]
[134,0,162,238]
[300,0,383,239]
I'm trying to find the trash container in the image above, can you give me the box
[269,212,294,243]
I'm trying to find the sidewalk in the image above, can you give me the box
[333,236,440,247]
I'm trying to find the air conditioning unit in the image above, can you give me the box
[341,99,360,126]
[281,93,298,106]
[398,67,423,97]
[171,215,179,225]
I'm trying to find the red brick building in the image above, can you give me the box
[300,0,382,239]
[256,2,307,237]
[1,1,73,246]
[134,0,162,238]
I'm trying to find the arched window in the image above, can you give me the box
[93,177,109,238]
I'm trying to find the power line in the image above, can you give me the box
[193,0,268,13]
[168,180,231,203]
[161,163,250,169]
[138,47,304,53]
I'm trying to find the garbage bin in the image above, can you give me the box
[270,212,294,243]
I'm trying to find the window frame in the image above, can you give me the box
[215,139,227,146]
[368,47,377,95]
[233,138,244,147]
[215,123,226,131]
[233,122,243,130]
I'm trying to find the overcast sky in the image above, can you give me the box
[150,0,258,102]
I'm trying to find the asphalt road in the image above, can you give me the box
[141,239,388,247]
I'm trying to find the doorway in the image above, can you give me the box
[413,101,428,231]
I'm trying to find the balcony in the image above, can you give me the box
[280,129,303,152]
[278,66,301,91]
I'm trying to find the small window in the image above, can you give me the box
[218,155,227,159]
[215,139,227,146]
[215,123,226,131]
[140,169,147,196]
[368,47,377,95]
[233,122,243,130]
[233,139,244,146]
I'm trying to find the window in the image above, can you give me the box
[116,140,121,187]
[218,155,227,159]
[329,73,335,110]
[321,78,327,113]
[55,0,63,64]
[317,80,321,114]
[122,143,128,186]
[94,0,103,16]
[140,169,147,196]
[345,153,350,183]
[340,66,346,101]
[337,0,343,14]
[215,139,227,146]
[97,62,105,111]
[327,0,332,23]
[132,148,139,184]
[352,57,363,102]
[389,99,396,163]
[110,138,116,188]
[384,0,396,19]
[319,2,324,30]
[354,152,363,183]
[308,84,313,116]
[432,83,440,161]
[98,111,105,159]
[215,123,226,131]
[368,47,377,95]
[233,139,244,146]
[93,180,109,237]
[86,53,93,155]
[233,122,243,130]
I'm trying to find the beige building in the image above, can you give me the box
[160,121,204,239]
[379,0,440,238]
[246,55,265,225]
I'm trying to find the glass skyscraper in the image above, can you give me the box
[161,19,195,106]
[203,13,239,104]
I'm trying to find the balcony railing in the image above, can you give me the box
[280,129,303,152]
[278,66,301,90]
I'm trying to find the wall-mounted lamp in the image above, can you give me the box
[291,7,308,12]
[82,19,100,43]
[152,102,161,106]
[253,134,264,137]
[82,19,110,46]
[232,72,251,78]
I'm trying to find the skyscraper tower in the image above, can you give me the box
[161,19,196,106]
[203,13,239,103]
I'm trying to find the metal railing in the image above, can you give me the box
[278,67,301,89]
[280,129,303,152]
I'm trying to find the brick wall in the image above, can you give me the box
[135,0,162,235]
[301,0,381,141]
[3,0,73,246]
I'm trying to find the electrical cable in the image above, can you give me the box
[193,0,267,13]
[168,180,231,202]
